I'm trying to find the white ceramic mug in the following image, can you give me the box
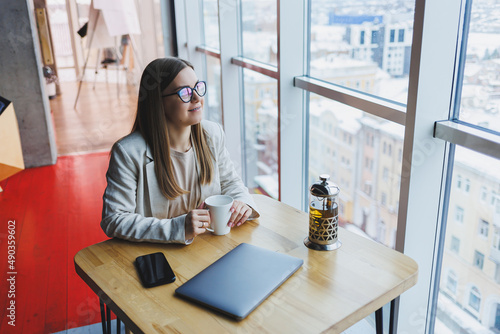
[204,195,234,235]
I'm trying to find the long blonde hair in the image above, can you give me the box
[132,58,214,199]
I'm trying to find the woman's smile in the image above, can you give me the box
[188,105,202,112]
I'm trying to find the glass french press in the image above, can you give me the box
[304,174,342,251]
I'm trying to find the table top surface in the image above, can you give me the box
[75,195,418,334]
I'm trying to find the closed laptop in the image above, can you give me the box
[175,243,303,320]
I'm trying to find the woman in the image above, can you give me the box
[101,57,259,244]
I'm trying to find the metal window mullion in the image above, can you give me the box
[231,56,278,79]
[173,0,188,59]
[160,0,177,57]
[294,76,406,126]
[218,0,245,177]
[182,0,204,74]
[396,0,463,333]
[195,45,221,59]
[434,120,500,160]
[277,0,308,209]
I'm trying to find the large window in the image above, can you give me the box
[242,69,278,198]
[433,0,500,331]
[456,2,500,132]
[436,122,500,332]
[175,0,500,333]
[200,1,223,125]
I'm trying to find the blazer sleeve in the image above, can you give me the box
[213,123,260,218]
[100,142,188,244]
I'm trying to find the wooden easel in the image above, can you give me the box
[73,8,142,109]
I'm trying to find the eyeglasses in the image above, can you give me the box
[162,81,207,103]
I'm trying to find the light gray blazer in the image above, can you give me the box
[101,120,258,244]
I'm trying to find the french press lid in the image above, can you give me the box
[310,174,340,197]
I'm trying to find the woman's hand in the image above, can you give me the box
[228,200,252,227]
[185,209,211,240]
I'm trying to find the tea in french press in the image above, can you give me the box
[304,174,341,251]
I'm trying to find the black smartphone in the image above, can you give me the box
[135,252,176,288]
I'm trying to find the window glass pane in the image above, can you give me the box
[308,94,404,248]
[203,56,222,124]
[202,0,220,49]
[310,0,415,104]
[47,0,74,68]
[241,0,277,65]
[242,69,278,198]
[436,147,500,332]
[457,1,500,132]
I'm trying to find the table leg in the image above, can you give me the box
[100,299,107,334]
[389,299,396,334]
[106,304,111,334]
[117,317,121,333]
[375,307,383,334]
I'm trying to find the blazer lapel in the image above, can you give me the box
[145,144,168,218]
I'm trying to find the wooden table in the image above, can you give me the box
[75,194,418,334]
